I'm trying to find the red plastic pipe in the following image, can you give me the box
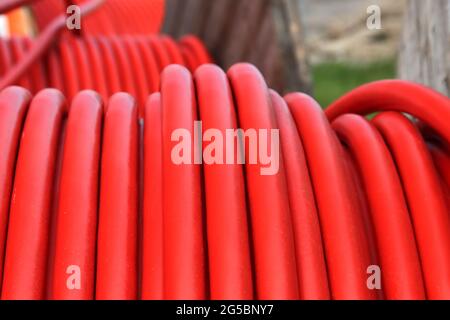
[96,93,138,300]
[141,93,163,300]
[270,90,329,299]
[1,89,66,300]
[285,92,376,300]
[0,87,31,293]
[195,64,253,300]
[161,65,206,299]
[228,63,299,300]
[332,114,426,299]
[373,112,450,299]
[51,90,103,300]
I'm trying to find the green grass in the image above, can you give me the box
[312,59,396,108]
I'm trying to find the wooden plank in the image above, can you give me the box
[270,0,312,93]
[398,0,449,96]
[162,0,312,94]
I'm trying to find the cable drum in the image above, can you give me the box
[0,63,448,300]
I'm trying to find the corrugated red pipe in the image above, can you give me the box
[0,35,212,115]
[0,63,449,300]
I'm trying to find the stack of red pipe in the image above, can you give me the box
[0,35,211,114]
[0,63,449,300]
[31,0,165,35]
[1,0,450,302]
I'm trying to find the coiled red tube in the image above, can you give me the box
[332,114,425,299]
[0,87,30,293]
[0,61,449,301]
[1,89,66,300]
[270,90,329,299]
[161,65,206,300]
[96,93,139,300]
[228,64,299,299]
[51,91,103,300]
[0,35,209,114]
[142,93,163,300]
[373,112,450,299]
[195,65,253,300]
[285,92,376,300]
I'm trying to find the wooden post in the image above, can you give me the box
[162,0,312,94]
[398,0,449,96]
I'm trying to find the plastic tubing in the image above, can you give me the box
[109,37,137,100]
[285,92,376,300]
[373,112,450,300]
[9,37,32,90]
[0,87,31,293]
[51,91,103,300]
[228,63,299,300]
[46,47,65,92]
[72,38,94,91]
[141,93,163,300]
[0,0,104,90]
[135,37,160,93]
[96,93,138,300]
[59,39,80,100]
[325,80,450,145]
[95,37,121,96]
[428,143,450,192]
[1,89,66,300]
[160,35,185,66]
[332,114,426,299]
[123,37,151,116]
[84,37,109,101]
[180,35,213,66]
[21,38,46,93]
[194,64,253,300]
[148,36,171,73]
[161,65,206,300]
[270,90,329,299]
